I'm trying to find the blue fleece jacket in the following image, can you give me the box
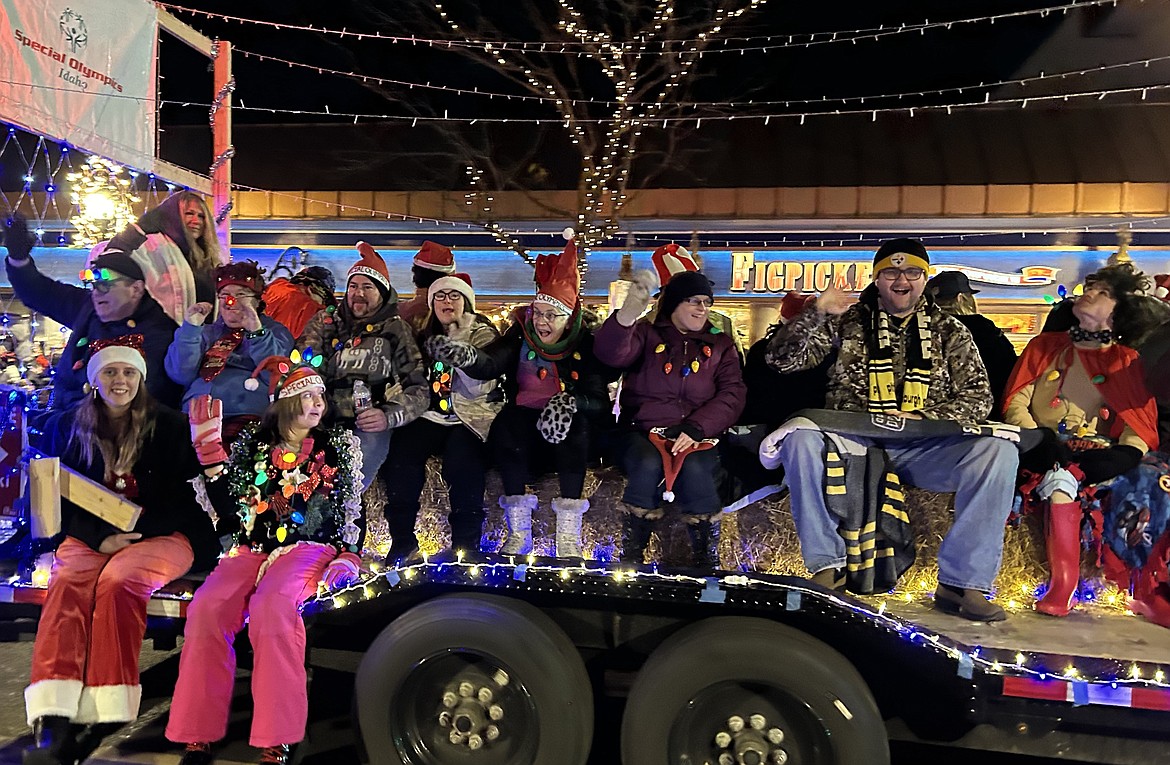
[164,314,294,417]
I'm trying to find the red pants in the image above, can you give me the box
[26,534,194,725]
[166,542,336,748]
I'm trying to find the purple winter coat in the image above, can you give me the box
[594,313,745,439]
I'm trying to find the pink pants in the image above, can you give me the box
[166,542,337,748]
[26,534,194,725]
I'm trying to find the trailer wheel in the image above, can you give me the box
[621,616,888,765]
[355,593,593,765]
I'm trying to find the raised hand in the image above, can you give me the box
[814,285,853,316]
[616,269,658,326]
[189,394,227,466]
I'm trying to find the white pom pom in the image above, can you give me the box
[244,378,260,391]
[662,490,675,503]
[562,227,576,241]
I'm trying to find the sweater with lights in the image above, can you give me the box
[207,423,364,556]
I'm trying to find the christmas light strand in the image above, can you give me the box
[158,0,1122,55]
[310,556,1170,691]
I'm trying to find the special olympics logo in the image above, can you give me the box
[59,8,88,53]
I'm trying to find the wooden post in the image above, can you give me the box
[212,38,233,261]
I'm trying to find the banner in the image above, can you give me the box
[0,0,157,171]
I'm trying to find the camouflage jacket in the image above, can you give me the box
[765,297,993,422]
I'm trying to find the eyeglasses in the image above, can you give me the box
[89,278,130,294]
[432,291,465,303]
[219,291,256,306]
[877,267,926,282]
[683,296,714,309]
[532,309,568,323]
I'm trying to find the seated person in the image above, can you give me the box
[762,238,1017,622]
[24,337,216,765]
[262,265,336,339]
[381,273,501,562]
[297,243,429,489]
[595,269,745,568]
[399,241,457,328]
[165,359,363,765]
[1003,263,1159,617]
[427,240,618,559]
[4,217,182,411]
[165,262,294,443]
[926,270,1018,415]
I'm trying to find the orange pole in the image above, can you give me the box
[211,39,233,260]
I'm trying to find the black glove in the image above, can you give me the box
[3,216,34,262]
[662,421,704,441]
[1072,445,1142,484]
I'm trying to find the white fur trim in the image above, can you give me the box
[190,474,220,527]
[427,276,476,312]
[277,373,325,400]
[347,265,390,291]
[533,293,574,316]
[87,346,148,386]
[25,679,83,725]
[75,683,141,723]
[341,431,364,548]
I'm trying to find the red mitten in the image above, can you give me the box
[189,394,227,465]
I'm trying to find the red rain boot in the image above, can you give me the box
[1036,500,1084,617]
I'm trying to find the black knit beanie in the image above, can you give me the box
[657,271,714,320]
[91,252,144,282]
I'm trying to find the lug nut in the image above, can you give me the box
[767,728,784,745]
[441,692,458,708]
[749,714,766,730]
[438,711,451,727]
[485,725,500,741]
[458,682,475,697]
[478,687,494,703]
[727,716,744,732]
[488,704,504,720]
[714,731,731,748]
[468,734,484,750]
[718,754,734,765]
[493,669,510,687]
[448,730,463,745]
[772,749,789,764]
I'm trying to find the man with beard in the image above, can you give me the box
[3,216,182,411]
[298,242,428,489]
[762,238,1018,622]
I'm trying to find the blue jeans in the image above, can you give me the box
[356,429,391,491]
[617,430,722,516]
[779,429,1018,592]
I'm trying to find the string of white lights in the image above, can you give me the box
[158,0,1122,55]
[230,44,1170,111]
[312,556,1170,689]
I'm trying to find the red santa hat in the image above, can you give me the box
[87,334,147,387]
[244,352,325,400]
[427,272,476,312]
[413,240,456,274]
[651,243,699,288]
[533,241,580,315]
[348,242,391,293]
[1154,274,1170,301]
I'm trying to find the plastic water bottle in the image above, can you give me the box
[352,379,372,413]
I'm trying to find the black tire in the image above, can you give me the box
[621,616,888,765]
[355,593,593,765]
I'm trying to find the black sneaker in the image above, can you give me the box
[258,744,291,764]
[179,742,214,765]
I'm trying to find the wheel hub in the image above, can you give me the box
[714,714,788,764]
[437,669,509,751]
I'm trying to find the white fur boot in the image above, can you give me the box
[552,497,589,559]
[498,494,537,555]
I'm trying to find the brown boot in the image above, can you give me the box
[935,583,1007,622]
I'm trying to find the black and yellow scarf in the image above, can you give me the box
[859,286,932,414]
